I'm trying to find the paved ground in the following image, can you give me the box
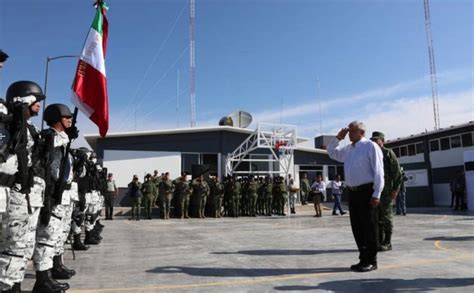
[22,205,474,292]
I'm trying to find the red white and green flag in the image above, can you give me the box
[72,1,109,137]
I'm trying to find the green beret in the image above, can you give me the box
[371,131,385,140]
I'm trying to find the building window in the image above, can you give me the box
[202,154,218,175]
[408,144,416,156]
[181,153,200,174]
[450,136,461,149]
[430,140,439,152]
[400,146,407,157]
[328,166,336,180]
[416,142,424,154]
[462,133,473,147]
[336,166,344,181]
[440,137,450,150]
[393,147,400,157]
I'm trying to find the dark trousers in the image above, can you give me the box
[348,188,379,265]
[105,192,115,219]
[454,191,465,210]
[333,194,344,213]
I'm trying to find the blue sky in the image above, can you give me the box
[0,0,472,146]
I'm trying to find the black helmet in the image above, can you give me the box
[0,50,8,62]
[6,81,45,105]
[43,103,73,124]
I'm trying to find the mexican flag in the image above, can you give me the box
[72,1,109,137]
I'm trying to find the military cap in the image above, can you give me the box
[0,50,8,62]
[370,131,385,140]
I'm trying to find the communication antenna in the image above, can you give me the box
[317,77,322,136]
[176,69,180,128]
[423,0,440,130]
[189,0,196,127]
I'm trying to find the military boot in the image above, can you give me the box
[52,255,75,279]
[184,210,190,219]
[379,232,392,251]
[32,270,68,293]
[73,233,90,251]
[291,208,296,214]
[84,230,101,245]
[2,282,20,293]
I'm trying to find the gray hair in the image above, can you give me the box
[349,120,366,134]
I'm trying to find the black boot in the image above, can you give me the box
[32,270,68,293]
[2,283,21,293]
[73,233,90,251]
[84,230,101,245]
[291,208,296,214]
[51,255,75,279]
[96,220,104,229]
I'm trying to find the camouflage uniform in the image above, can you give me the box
[300,177,310,205]
[278,180,288,215]
[158,179,174,219]
[378,145,401,250]
[209,180,224,218]
[263,178,273,216]
[141,178,157,219]
[192,178,210,219]
[173,177,192,219]
[231,180,241,217]
[247,179,258,217]
[0,123,45,290]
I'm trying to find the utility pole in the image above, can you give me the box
[423,0,440,130]
[177,69,180,128]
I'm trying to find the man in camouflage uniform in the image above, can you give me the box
[231,176,241,218]
[247,176,258,217]
[209,177,224,218]
[371,131,402,252]
[173,172,192,219]
[300,173,310,205]
[33,103,79,292]
[262,176,273,216]
[158,172,174,220]
[141,174,157,219]
[0,81,51,292]
[127,175,142,221]
[192,175,210,219]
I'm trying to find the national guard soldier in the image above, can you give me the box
[0,81,47,293]
[70,148,90,250]
[173,172,191,219]
[141,174,157,220]
[278,176,288,216]
[240,177,248,216]
[263,176,273,216]
[33,103,79,292]
[84,153,104,244]
[209,176,224,218]
[231,176,241,217]
[256,177,264,216]
[371,131,402,252]
[300,173,310,205]
[247,175,258,217]
[192,174,210,219]
[158,172,174,220]
[127,175,142,221]
[223,176,232,217]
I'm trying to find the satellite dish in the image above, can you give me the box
[219,116,234,126]
[229,111,253,128]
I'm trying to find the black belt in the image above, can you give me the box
[347,183,373,192]
[0,172,17,188]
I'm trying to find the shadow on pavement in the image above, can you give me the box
[424,236,474,241]
[211,249,357,255]
[274,278,474,292]
[454,218,474,221]
[146,266,349,277]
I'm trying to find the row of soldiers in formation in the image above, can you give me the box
[0,79,107,293]
[127,173,300,220]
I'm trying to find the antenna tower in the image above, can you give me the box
[189,0,196,127]
[423,0,440,130]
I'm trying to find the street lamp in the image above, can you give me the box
[42,55,79,129]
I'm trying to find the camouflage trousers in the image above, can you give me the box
[57,202,74,255]
[33,204,65,272]
[0,179,44,289]
[85,191,103,232]
[378,193,394,245]
[71,201,86,236]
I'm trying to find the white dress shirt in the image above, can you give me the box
[331,180,343,195]
[327,137,384,199]
[311,181,326,193]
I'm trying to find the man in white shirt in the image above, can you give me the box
[310,175,325,217]
[327,121,384,272]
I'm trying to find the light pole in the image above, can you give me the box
[42,55,79,129]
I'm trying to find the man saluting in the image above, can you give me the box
[327,121,384,272]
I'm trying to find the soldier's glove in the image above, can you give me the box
[40,198,52,226]
[65,125,79,140]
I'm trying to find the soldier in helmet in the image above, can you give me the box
[158,172,174,220]
[32,103,79,292]
[192,174,210,219]
[0,49,8,70]
[173,172,192,219]
[141,174,157,220]
[0,81,51,293]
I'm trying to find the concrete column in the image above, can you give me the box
[464,150,474,211]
